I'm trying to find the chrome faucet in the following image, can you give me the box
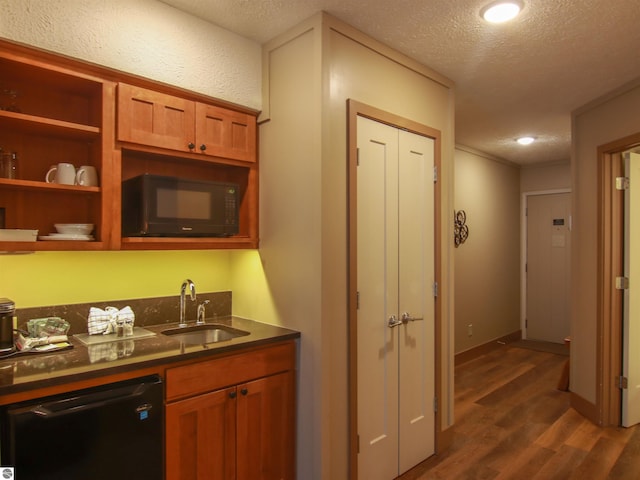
[197,300,210,326]
[179,279,196,327]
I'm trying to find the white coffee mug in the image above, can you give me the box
[75,165,98,186]
[46,163,76,185]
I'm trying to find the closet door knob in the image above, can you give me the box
[187,142,195,150]
[199,144,207,152]
[229,390,237,399]
[401,312,424,324]
[240,388,248,396]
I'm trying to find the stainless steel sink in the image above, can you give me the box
[161,324,249,345]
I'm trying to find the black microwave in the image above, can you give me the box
[121,174,239,237]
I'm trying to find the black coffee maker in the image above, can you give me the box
[0,298,15,352]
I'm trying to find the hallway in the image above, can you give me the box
[399,342,640,479]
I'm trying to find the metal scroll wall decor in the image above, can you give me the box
[454,210,469,247]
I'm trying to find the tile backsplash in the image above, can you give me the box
[15,291,232,335]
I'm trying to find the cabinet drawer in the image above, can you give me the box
[166,341,295,401]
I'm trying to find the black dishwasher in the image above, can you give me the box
[0,374,163,480]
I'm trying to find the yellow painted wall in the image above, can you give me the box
[0,250,233,308]
[228,250,280,324]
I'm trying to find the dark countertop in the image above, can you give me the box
[0,316,300,398]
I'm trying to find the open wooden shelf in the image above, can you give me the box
[0,39,259,252]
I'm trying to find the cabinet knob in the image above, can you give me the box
[229,390,237,399]
[240,388,248,396]
[188,142,195,150]
[199,144,207,152]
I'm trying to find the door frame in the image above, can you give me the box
[347,99,442,479]
[521,189,571,340]
[597,132,640,426]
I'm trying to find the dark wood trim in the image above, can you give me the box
[595,132,640,426]
[346,99,443,479]
[0,365,165,407]
[570,391,600,425]
[436,425,455,453]
[347,99,359,480]
[454,330,522,367]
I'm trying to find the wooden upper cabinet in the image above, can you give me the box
[196,103,256,163]
[117,83,195,152]
[0,42,114,252]
[118,83,256,163]
[116,83,260,250]
[0,39,259,252]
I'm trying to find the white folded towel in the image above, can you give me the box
[87,306,135,335]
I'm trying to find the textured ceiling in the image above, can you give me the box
[159,0,640,165]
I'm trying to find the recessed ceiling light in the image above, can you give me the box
[481,1,523,23]
[517,136,535,145]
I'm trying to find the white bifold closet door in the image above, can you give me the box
[356,115,435,479]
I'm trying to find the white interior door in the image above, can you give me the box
[622,151,640,427]
[526,192,571,343]
[356,117,399,480]
[397,129,435,473]
[356,116,435,479]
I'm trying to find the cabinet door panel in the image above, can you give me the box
[166,388,236,480]
[118,83,194,152]
[196,103,256,162]
[236,372,295,480]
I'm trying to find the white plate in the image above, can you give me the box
[39,234,95,241]
[48,232,92,237]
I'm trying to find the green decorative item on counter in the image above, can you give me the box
[27,317,70,338]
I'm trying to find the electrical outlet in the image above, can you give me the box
[467,324,473,336]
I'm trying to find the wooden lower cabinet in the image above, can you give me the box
[236,373,294,480]
[166,387,237,480]
[165,342,296,480]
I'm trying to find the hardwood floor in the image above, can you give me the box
[399,343,640,480]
